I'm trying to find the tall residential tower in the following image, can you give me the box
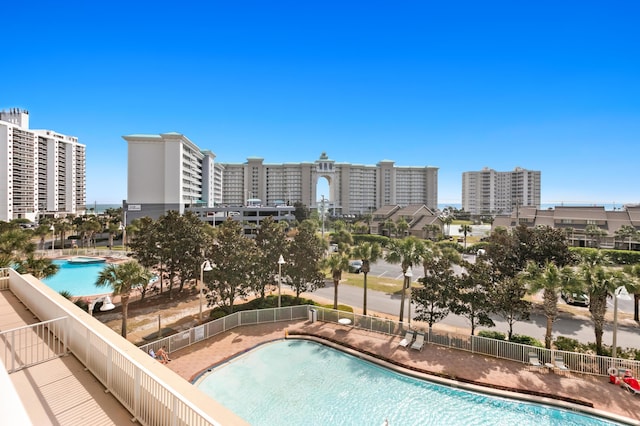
[462,167,540,215]
[0,108,86,222]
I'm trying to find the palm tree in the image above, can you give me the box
[396,218,409,238]
[623,264,640,321]
[385,237,424,323]
[352,242,382,315]
[322,252,351,309]
[615,225,638,251]
[383,219,396,238]
[580,255,630,355]
[15,254,59,279]
[459,224,472,250]
[440,215,453,237]
[585,224,607,248]
[95,261,150,338]
[521,261,578,349]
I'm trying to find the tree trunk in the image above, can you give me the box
[363,272,368,316]
[333,279,339,310]
[634,294,639,322]
[545,316,553,349]
[121,295,129,338]
[399,276,406,322]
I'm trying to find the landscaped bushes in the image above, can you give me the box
[436,241,463,252]
[478,330,506,340]
[570,247,640,265]
[555,336,640,360]
[510,334,543,348]
[477,331,543,348]
[352,234,391,247]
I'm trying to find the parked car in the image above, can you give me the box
[561,290,590,307]
[348,260,363,273]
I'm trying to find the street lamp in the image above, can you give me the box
[199,260,213,321]
[89,295,116,316]
[49,225,55,255]
[612,286,631,359]
[277,255,286,308]
[405,266,413,328]
[121,209,127,253]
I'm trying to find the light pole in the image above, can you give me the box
[277,255,286,308]
[88,295,116,316]
[612,286,631,359]
[405,266,413,328]
[49,225,55,255]
[320,195,326,240]
[121,209,127,253]
[199,260,213,321]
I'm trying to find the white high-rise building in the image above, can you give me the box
[123,132,217,222]
[462,167,541,215]
[0,108,86,222]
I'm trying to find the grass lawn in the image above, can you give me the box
[339,273,407,294]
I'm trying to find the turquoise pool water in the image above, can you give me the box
[42,259,109,296]
[195,340,620,426]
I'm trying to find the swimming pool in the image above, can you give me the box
[195,340,620,426]
[42,260,108,296]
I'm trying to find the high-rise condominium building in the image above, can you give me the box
[0,108,86,222]
[124,133,438,221]
[219,153,438,215]
[123,133,217,221]
[461,167,540,215]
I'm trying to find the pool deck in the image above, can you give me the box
[166,320,640,425]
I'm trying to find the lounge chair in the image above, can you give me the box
[410,332,425,351]
[528,352,543,369]
[399,330,415,348]
[554,356,569,373]
[623,377,640,395]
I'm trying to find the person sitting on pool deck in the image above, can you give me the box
[156,346,171,364]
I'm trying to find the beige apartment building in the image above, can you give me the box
[0,108,86,222]
[462,167,540,215]
[219,152,439,216]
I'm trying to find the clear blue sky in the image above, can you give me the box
[2,1,638,206]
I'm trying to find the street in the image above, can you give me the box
[304,274,640,349]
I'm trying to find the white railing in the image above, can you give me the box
[0,317,68,373]
[4,268,242,426]
[311,306,640,378]
[140,305,310,355]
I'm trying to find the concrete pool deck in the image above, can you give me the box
[166,320,640,425]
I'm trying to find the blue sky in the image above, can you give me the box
[2,1,639,206]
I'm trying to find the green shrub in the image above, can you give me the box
[569,247,640,265]
[510,334,544,347]
[478,330,506,340]
[436,241,463,252]
[208,294,316,319]
[554,336,582,352]
[353,234,391,247]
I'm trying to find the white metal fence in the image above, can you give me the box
[0,317,68,373]
[3,268,238,426]
[139,305,310,356]
[311,306,640,378]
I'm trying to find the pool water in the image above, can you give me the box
[195,340,620,426]
[42,260,109,296]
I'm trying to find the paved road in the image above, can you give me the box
[304,278,640,349]
[365,257,636,315]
